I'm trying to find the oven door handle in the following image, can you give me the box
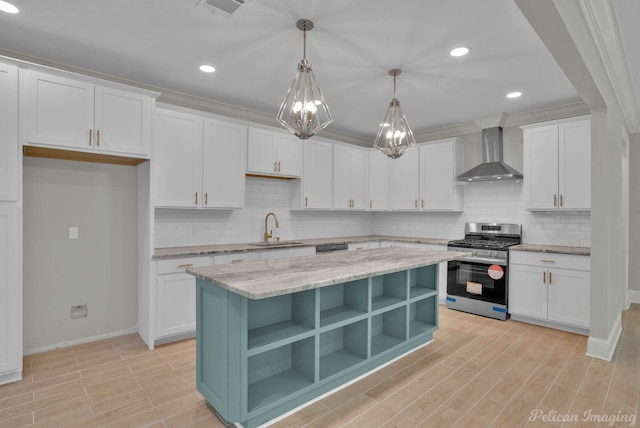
[458,256,507,266]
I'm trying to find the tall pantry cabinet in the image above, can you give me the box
[0,60,21,385]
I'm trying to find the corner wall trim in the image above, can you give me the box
[586,313,622,361]
[628,290,640,304]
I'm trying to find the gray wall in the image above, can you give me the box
[23,157,138,353]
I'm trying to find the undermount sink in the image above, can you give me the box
[249,241,306,247]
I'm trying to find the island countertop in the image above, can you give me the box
[187,247,468,299]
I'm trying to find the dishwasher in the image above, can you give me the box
[315,243,348,254]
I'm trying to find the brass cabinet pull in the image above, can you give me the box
[178,263,193,268]
[277,161,281,172]
[370,200,372,209]
[560,194,564,207]
[554,194,557,207]
[205,192,208,205]
[415,199,418,208]
[97,130,101,147]
[422,199,424,208]
[274,161,277,172]
[549,272,552,285]
[305,196,308,207]
[231,259,244,264]
[540,259,556,263]
[543,271,546,284]
[89,129,93,146]
[195,192,198,205]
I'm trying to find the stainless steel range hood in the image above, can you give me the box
[456,127,523,182]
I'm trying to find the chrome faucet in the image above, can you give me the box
[263,212,280,243]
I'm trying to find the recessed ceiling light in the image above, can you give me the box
[507,91,522,98]
[199,65,215,73]
[0,0,19,13]
[450,47,470,57]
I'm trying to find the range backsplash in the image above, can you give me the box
[154,177,590,248]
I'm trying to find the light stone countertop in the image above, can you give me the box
[186,247,468,299]
[510,244,590,256]
[153,235,451,259]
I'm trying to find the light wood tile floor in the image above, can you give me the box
[2,305,639,427]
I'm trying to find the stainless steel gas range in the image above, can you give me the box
[446,222,522,320]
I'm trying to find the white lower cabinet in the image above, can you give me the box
[348,241,381,251]
[155,256,213,343]
[509,251,590,333]
[259,247,315,260]
[0,206,20,385]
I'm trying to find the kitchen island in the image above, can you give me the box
[187,247,467,427]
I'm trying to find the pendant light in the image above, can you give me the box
[374,69,416,159]
[277,19,333,139]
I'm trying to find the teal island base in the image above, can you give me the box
[195,263,440,427]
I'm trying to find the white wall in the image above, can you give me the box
[23,157,138,353]
[628,133,640,297]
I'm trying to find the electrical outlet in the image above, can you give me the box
[69,227,79,239]
[70,304,87,319]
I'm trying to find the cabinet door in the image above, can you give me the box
[369,151,389,210]
[202,120,245,208]
[0,62,18,202]
[547,268,590,328]
[275,134,302,177]
[509,264,548,320]
[332,145,351,210]
[247,128,277,175]
[524,125,559,210]
[389,149,419,210]
[559,120,590,210]
[24,70,94,149]
[156,273,196,339]
[420,140,462,211]
[154,109,203,208]
[0,207,19,379]
[302,140,333,209]
[94,85,151,156]
[349,148,369,210]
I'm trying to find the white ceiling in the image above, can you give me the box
[0,0,636,142]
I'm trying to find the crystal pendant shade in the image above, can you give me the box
[374,69,416,159]
[277,19,332,139]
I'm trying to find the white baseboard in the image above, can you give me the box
[23,327,138,356]
[586,313,622,361]
[629,289,640,304]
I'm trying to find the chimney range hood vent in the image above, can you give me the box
[456,127,523,182]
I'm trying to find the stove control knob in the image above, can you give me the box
[490,251,498,257]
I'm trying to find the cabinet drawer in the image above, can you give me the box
[156,256,213,275]
[510,251,590,270]
[213,252,259,265]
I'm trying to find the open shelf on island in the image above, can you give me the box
[371,307,407,356]
[409,297,437,338]
[319,320,368,379]
[319,279,369,327]
[247,337,315,413]
[247,290,315,350]
[371,271,407,312]
[409,265,438,299]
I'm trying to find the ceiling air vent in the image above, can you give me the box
[196,0,249,16]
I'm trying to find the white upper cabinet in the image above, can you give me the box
[333,145,369,210]
[247,128,302,178]
[290,139,333,210]
[523,118,590,211]
[0,62,18,202]
[154,108,245,209]
[419,138,464,211]
[369,151,390,211]
[389,149,420,210]
[202,119,246,209]
[21,69,154,157]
